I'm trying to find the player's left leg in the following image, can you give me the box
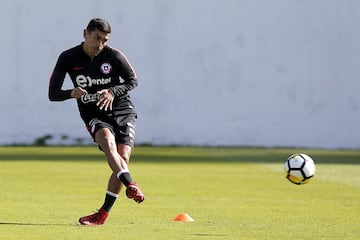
[117,144,145,203]
[79,113,144,226]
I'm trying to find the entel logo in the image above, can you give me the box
[76,75,111,88]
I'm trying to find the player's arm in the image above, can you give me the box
[108,50,138,97]
[97,51,137,111]
[48,54,84,101]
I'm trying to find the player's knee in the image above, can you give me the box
[120,152,130,163]
[117,144,132,163]
[97,134,116,151]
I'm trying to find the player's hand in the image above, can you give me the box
[71,87,87,99]
[96,89,114,111]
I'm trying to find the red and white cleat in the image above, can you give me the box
[79,208,109,226]
[126,182,145,203]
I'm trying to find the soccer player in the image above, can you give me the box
[48,18,145,226]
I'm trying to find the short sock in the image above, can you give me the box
[117,171,133,187]
[101,191,118,212]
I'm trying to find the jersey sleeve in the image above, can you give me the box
[109,50,138,97]
[48,53,73,101]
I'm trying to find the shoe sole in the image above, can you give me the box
[79,218,106,226]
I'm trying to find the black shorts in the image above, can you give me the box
[86,112,137,148]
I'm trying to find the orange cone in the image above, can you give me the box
[173,213,195,222]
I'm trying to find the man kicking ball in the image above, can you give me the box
[48,18,145,225]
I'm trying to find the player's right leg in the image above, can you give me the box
[79,126,144,225]
[79,173,121,226]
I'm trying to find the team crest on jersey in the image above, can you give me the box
[100,63,112,74]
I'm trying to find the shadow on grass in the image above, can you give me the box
[188,233,228,237]
[0,146,359,164]
[0,222,78,227]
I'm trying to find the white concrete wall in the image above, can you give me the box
[1,0,359,148]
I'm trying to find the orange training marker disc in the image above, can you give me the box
[173,213,195,222]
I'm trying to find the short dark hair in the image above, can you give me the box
[86,18,111,33]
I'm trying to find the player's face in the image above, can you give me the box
[83,29,110,58]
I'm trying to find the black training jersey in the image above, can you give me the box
[49,43,138,121]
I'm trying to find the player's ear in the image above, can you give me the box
[83,29,88,39]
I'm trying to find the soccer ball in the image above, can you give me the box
[284,153,316,185]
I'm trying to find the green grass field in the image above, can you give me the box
[0,146,359,239]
